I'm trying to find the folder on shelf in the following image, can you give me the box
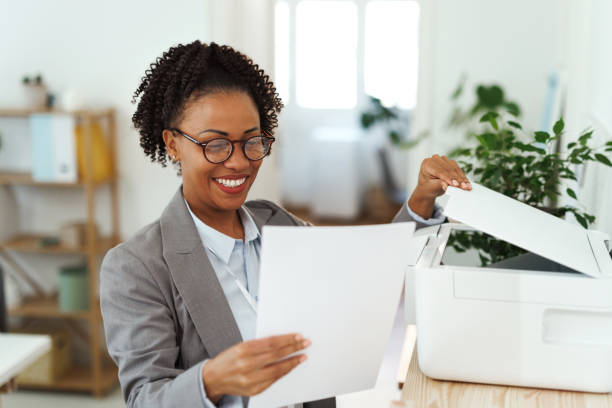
[75,121,112,182]
[30,114,77,183]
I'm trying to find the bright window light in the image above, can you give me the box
[296,1,358,109]
[365,1,420,109]
[274,1,290,104]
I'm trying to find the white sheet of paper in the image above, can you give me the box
[250,222,416,408]
[443,182,600,276]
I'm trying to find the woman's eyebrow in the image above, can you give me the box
[198,129,229,136]
[197,127,260,136]
[243,126,259,134]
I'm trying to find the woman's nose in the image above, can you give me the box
[223,145,250,170]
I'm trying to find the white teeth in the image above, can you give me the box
[216,177,246,188]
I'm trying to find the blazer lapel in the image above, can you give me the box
[160,187,242,357]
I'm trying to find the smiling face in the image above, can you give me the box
[163,90,263,221]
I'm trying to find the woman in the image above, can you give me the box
[100,41,471,408]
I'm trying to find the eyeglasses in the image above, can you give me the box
[170,128,276,164]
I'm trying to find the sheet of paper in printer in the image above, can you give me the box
[443,182,601,277]
[250,222,422,408]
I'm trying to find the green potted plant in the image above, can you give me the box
[22,74,47,109]
[359,96,427,205]
[446,80,612,265]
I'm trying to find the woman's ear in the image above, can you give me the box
[162,129,180,162]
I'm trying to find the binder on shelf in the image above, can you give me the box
[75,121,112,181]
[30,114,77,183]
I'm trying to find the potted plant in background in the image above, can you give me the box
[446,80,612,265]
[22,74,48,109]
[359,96,427,218]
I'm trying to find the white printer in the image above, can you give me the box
[405,183,612,393]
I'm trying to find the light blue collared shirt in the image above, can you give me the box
[405,202,446,226]
[185,201,261,408]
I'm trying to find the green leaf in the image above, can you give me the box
[574,213,588,229]
[478,253,490,267]
[477,85,504,109]
[553,118,565,135]
[507,121,522,130]
[566,188,577,200]
[451,78,464,100]
[503,101,521,117]
[479,112,499,130]
[595,153,612,166]
[579,130,593,145]
[606,141,612,146]
[534,131,550,143]
[567,142,576,149]
[606,147,612,152]
[513,142,546,154]
[360,113,375,129]
[477,132,500,150]
[389,130,401,145]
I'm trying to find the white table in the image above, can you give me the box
[0,334,51,387]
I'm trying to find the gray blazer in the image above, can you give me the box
[100,187,422,408]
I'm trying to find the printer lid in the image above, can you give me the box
[443,183,611,278]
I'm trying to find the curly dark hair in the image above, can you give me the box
[132,41,283,166]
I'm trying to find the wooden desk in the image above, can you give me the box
[400,334,612,408]
[0,333,50,389]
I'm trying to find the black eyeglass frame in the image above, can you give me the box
[170,128,276,164]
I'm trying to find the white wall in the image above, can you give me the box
[0,0,215,240]
[563,0,612,235]
[409,0,567,191]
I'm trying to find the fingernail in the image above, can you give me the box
[295,334,304,341]
[302,339,312,348]
[452,179,459,186]
[299,355,308,363]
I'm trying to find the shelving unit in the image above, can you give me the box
[0,108,119,396]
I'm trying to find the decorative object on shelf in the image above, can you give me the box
[22,74,48,109]
[59,222,97,249]
[37,236,60,248]
[14,324,70,385]
[58,89,84,111]
[58,264,89,312]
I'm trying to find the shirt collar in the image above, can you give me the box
[185,199,261,264]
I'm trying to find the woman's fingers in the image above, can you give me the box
[246,354,307,394]
[441,156,464,184]
[247,337,311,371]
[422,156,454,187]
[243,333,304,356]
[427,155,471,191]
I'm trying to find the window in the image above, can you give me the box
[295,1,358,109]
[275,0,420,110]
[274,1,290,103]
[364,1,420,109]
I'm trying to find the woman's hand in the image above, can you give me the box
[202,333,310,402]
[408,154,471,219]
